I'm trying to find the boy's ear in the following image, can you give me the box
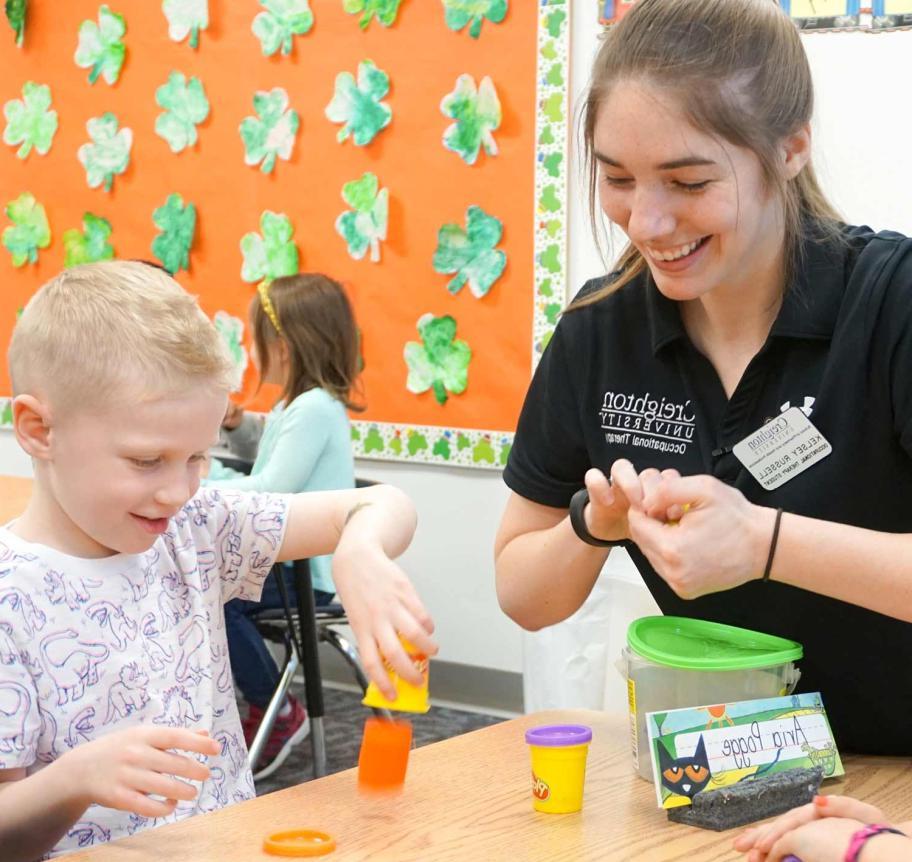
[12,395,53,460]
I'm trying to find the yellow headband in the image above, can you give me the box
[257,281,283,334]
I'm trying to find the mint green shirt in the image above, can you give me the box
[206,388,354,594]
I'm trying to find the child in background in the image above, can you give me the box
[0,261,436,861]
[205,273,361,779]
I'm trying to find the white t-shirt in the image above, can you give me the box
[0,487,290,858]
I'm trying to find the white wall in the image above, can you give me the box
[1,12,909,700]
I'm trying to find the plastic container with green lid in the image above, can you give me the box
[623,616,802,781]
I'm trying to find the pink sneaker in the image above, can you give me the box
[245,696,310,781]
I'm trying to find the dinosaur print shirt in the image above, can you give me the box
[0,487,289,858]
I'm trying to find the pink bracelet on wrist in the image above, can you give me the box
[845,824,906,862]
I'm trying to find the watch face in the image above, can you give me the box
[789,0,849,16]
[884,0,912,12]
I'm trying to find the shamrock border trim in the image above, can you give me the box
[350,0,569,470]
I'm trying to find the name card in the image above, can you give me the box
[646,693,843,810]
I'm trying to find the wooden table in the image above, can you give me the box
[55,710,912,862]
[0,473,31,522]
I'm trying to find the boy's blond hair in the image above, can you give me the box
[9,261,237,411]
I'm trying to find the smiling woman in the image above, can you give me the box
[495,0,912,761]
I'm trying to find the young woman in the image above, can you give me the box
[496,0,912,755]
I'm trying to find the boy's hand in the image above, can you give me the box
[60,727,219,819]
[332,541,437,701]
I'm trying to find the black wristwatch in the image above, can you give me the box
[568,487,628,548]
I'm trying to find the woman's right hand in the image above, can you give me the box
[583,461,680,543]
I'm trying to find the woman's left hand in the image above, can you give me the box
[626,473,776,598]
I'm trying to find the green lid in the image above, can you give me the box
[627,616,802,671]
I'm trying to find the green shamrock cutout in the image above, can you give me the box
[77,113,132,192]
[441,0,507,38]
[407,431,428,456]
[335,172,388,263]
[239,88,299,174]
[3,192,50,266]
[440,74,500,165]
[74,5,127,85]
[343,0,402,29]
[240,211,300,283]
[63,213,114,267]
[473,436,495,464]
[155,72,209,153]
[433,205,506,298]
[364,426,384,453]
[325,60,392,147]
[152,193,196,274]
[404,313,471,405]
[432,436,451,460]
[252,0,313,57]
[3,82,58,158]
[6,0,26,46]
[162,0,208,49]
[213,310,248,386]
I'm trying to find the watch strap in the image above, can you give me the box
[568,487,627,548]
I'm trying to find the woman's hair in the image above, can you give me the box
[574,0,843,308]
[251,273,364,411]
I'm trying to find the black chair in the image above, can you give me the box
[247,478,389,779]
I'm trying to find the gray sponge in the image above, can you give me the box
[668,767,824,831]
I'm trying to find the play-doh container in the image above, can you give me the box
[525,724,593,813]
[623,616,802,781]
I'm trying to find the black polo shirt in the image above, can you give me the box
[505,225,912,755]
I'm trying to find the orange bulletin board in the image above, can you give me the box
[0,1,569,468]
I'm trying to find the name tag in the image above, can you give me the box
[732,406,831,490]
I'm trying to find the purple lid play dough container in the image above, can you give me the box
[525,725,593,746]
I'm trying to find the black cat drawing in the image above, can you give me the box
[657,735,712,799]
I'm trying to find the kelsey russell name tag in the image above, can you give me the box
[732,406,832,490]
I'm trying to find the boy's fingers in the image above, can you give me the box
[146,749,212,782]
[128,769,200,803]
[379,627,424,687]
[116,789,179,819]
[146,727,219,755]
[357,630,398,701]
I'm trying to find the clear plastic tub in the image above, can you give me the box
[623,617,802,781]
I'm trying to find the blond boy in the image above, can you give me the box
[0,262,436,861]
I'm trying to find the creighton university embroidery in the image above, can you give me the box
[599,390,696,456]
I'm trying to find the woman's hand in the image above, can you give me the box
[625,472,775,598]
[581,460,677,542]
[734,796,887,861]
